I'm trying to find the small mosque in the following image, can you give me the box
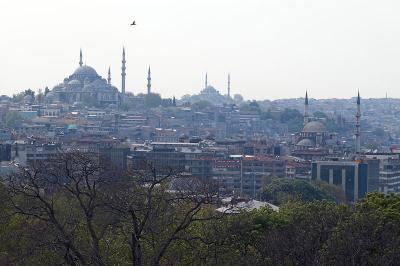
[46,49,127,107]
[292,91,361,160]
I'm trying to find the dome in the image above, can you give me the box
[68,79,81,86]
[296,138,315,147]
[46,91,56,98]
[201,86,219,95]
[91,78,107,87]
[23,94,34,102]
[73,65,99,77]
[303,121,327,133]
[83,84,95,91]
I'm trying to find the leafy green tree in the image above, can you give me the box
[193,100,213,110]
[12,92,25,103]
[5,111,24,128]
[142,93,162,108]
[317,193,400,265]
[313,111,328,119]
[3,150,400,266]
[260,177,335,205]
[260,111,275,120]
[161,98,173,107]
[233,94,244,104]
[312,180,347,204]
[24,89,35,98]
[256,202,349,266]
[280,108,303,132]
[240,101,261,113]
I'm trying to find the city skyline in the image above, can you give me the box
[2,0,400,100]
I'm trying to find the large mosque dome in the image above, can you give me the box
[73,65,99,77]
[296,138,315,147]
[48,49,122,106]
[303,121,327,133]
[68,79,81,85]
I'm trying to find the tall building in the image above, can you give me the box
[355,91,361,153]
[379,158,400,194]
[304,90,309,126]
[79,49,83,67]
[121,47,126,99]
[214,156,286,197]
[227,73,231,99]
[107,67,111,85]
[312,160,368,202]
[147,66,152,95]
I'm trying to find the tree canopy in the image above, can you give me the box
[0,153,399,265]
[5,111,24,128]
[260,177,336,205]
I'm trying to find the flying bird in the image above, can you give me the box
[131,20,136,26]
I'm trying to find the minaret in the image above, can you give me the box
[205,73,208,89]
[355,91,361,154]
[227,73,231,99]
[121,47,126,99]
[147,66,152,95]
[304,90,309,125]
[79,49,83,67]
[107,67,111,85]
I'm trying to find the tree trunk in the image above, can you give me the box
[132,232,142,266]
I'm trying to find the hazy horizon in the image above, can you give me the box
[2,0,400,100]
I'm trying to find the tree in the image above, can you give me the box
[5,111,24,128]
[161,98,173,107]
[4,152,223,266]
[260,111,275,120]
[3,150,400,265]
[103,165,222,266]
[317,193,400,265]
[140,93,162,108]
[24,89,35,98]
[280,108,303,132]
[193,100,213,110]
[313,111,328,119]
[5,152,113,265]
[240,101,261,113]
[12,92,25,103]
[257,201,349,265]
[260,177,335,205]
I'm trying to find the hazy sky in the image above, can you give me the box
[1,0,400,100]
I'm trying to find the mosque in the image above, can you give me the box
[46,49,127,107]
[292,91,361,160]
[182,73,233,106]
